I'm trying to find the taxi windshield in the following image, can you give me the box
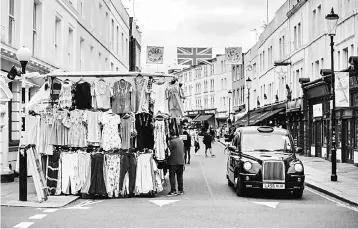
[241,133,293,153]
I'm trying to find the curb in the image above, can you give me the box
[304,181,358,206]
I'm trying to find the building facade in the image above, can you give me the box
[1,0,135,178]
[177,55,233,129]
[239,0,358,165]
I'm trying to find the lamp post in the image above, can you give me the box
[246,77,252,126]
[326,8,339,182]
[228,90,232,125]
[16,46,31,201]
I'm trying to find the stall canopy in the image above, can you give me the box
[192,114,214,122]
[234,108,284,126]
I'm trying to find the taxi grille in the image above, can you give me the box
[262,161,285,182]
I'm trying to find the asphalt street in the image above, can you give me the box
[2,140,358,228]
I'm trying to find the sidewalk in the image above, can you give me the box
[1,177,79,208]
[218,138,358,206]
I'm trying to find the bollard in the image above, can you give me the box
[19,146,27,201]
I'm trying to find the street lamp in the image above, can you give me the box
[15,46,31,201]
[246,77,252,126]
[228,90,232,124]
[326,8,339,182]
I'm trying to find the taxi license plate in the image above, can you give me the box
[263,183,285,189]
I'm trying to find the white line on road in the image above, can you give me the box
[29,214,47,219]
[199,161,215,200]
[43,209,58,213]
[13,222,34,228]
[307,188,358,213]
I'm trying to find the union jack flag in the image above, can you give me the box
[177,47,213,66]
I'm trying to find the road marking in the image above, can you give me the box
[307,188,358,213]
[43,209,58,213]
[65,200,104,210]
[29,214,47,220]
[253,202,279,208]
[199,161,215,200]
[149,200,179,207]
[13,222,34,228]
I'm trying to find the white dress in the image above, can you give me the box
[153,120,167,160]
[99,112,121,151]
[151,81,169,115]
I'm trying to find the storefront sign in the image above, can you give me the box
[179,135,187,140]
[202,109,216,114]
[313,104,323,117]
[335,72,349,107]
[187,111,199,115]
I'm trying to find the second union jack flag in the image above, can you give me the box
[177,47,213,65]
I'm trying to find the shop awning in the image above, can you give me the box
[193,114,214,122]
[250,108,285,125]
[286,98,303,113]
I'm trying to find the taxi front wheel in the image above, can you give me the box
[236,177,246,197]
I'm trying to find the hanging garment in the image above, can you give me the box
[59,81,73,109]
[153,120,167,160]
[165,82,185,118]
[105,154,121,198]
[68,109,87,147]
[89,153,107,196]
[118,153,137,196]
[112,79,133,114]
[81,154,92,194]
[39,110,55,155]
[151,157,163,192]
[78,151,91,192]
[151,81,169,116]
[132,77,149,113]
[47,150,61,195]
[135,154,155,195]
[85,111,102,145]
[22,114,40,146]
[91,80,112,110]
[54,109,70,146]
[99,112,121,151]
[135,113,154,150]
[122,172,130,196]
[61,152,80,195]
[120,115,135,150]
[73,81,92,109]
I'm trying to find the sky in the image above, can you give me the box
[121,0,287,73]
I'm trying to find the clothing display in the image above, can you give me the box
[99,112,121,151]
[165,82,185,118]
[91,80,112,110]
[112,79,133,114]
[73,81,92,109]
[23,74,186,200]
[59,81,73,109]
[135,113,154,150]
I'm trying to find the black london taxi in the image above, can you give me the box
[226,126,305,198]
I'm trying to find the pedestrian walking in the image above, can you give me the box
[167,130,185,196]
[194,129,200,155]
[183,130,192,164]
[203,129,214,157]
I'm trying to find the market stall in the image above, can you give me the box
[20,71,185,199]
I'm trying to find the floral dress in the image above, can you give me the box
[99,112,121,151]
[68,109,87,147]
[59,81,73,109]
[165,83,185,118]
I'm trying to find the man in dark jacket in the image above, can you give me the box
[203,129,214,157]
[167,130,185,196]
[183,130,192,164]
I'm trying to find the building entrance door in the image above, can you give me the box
[315,121,322,157]
[342,120,353,163]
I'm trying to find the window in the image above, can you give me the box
[126,38,128,59]
[298,23,302,47]
[294,26,297,50]
[111,62,114,71]
[80,38,84,70]
[32,2,39,56]
[263,51,265,70]
[68,27,74,68]
[98,52,102,70]
[99,3,102,36]
[279,38,282,59]
[116,26,119,54]
[315,60,320,79]
[90,46,94,70]
[282,36,285,57]
[312,9,317,38]
[8,0,15,46]
[116,67,119,72]
[111,19,114,47]
[337,51,341,70]
[343,48,349,69]
[80,0,83,17]
[121,33,124,55]
[55,16,62,61]
[317,5,322,33]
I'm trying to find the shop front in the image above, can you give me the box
[349,68,358,165]
[192,108,217,130]
[216,111,228,127]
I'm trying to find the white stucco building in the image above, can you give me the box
[1,0,137,178]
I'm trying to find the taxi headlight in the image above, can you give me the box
[294,163,303,172]
[243,161,252,171]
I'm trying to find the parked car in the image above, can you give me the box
[226,126,305,198]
